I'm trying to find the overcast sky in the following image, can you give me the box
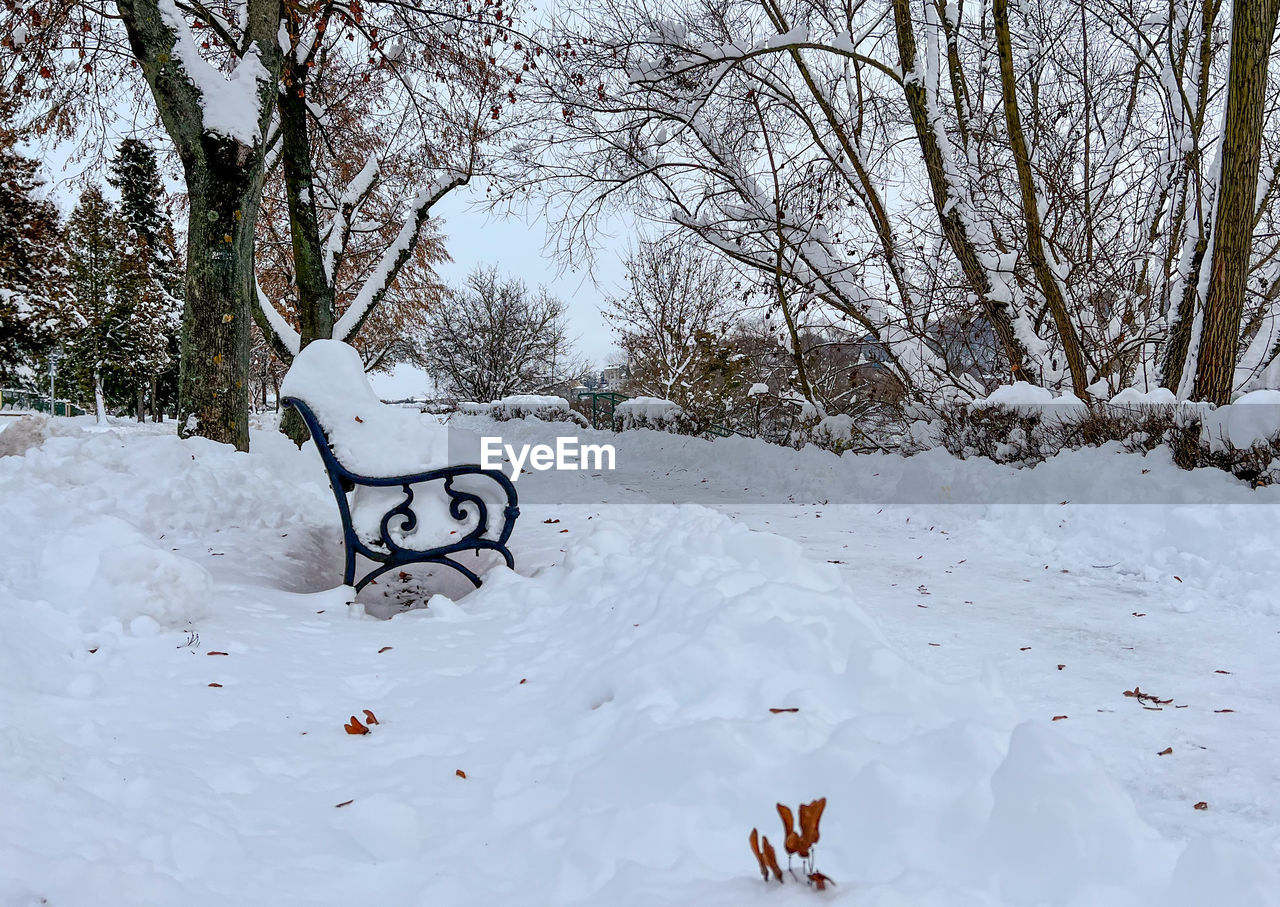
[430,185,626,368]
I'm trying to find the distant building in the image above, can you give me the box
[600,364,630,389]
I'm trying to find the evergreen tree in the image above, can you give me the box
[107,138,183,419]
[0,89,65,386]
[62,186,120,420]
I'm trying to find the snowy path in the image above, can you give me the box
[2,417,1278,905]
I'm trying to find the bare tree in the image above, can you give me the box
[605,239,745,429]
[411,266,580,401]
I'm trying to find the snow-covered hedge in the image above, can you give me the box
[611,396,685,432]
[487,394,589,426]
[911,383,1280,486]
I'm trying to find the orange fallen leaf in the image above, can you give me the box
[207,651,228,656]
[1052,715,1068,721]
[769,707,799,714]
[1158,747,1173,755]
[207,683,222,688]
[559,528,569,533]
[334,799,354,808]
[809,871,836,890]
[344,716,369,735]
[760,834,782,882]
[353,416,364,423]
[798,798,825,854]
[362,709,379,725]
[749,828,768,881]
[777,803,799,855]
[1193,801,1208,810]
[455,769,467,779]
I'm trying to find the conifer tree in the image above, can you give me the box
[108,138,183,419]
[0,90,65,386]
[61,186,120,421]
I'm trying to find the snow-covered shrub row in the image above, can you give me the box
[611,396,694,433]
[476,394,590,426]
[911,384,1280,486]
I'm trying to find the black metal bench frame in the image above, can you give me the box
[284,397,520,591]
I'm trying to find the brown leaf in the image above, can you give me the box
[363,709,379,725]
[334,799,354,808]
[809,872,836,890]
[776,804,796,855]
[749,828,768,881]
[1052,715,1069,721]
[1214,709,1235,713]
[799,797,825,852]
[207,683,222,688]
[542,518,560,523]
[519,678,527,684]
[1158,747,1173,756]
[1020,646,1031,651]
[207,651,229,656]
[378,646,393,653]
[1193,801,1208,810]
[760,835,783,882]
[353,416,364,423]
[344,716,369,735]
[1058,664,1065,670]
[1214,669,1231,674]
[769,707,799,713]
[455,769,466,779]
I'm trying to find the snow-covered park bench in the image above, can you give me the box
[280,341,519,592]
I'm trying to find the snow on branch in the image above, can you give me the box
[257,280,301,356]
[157,0,271,145]
[332,169,470,343]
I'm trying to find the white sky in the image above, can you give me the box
[430,185,625,368]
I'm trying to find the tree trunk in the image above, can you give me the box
[277,57,337,445]
[890,0,1037,384]
[136,386,145,422]
[177,148,265,450]
[93,368,106,423]
[1192,0,1280,403]
[116,0,283,451]
[992,0,1091,398]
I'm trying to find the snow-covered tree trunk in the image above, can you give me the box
[1192,0,1280,403]
[116,0,284,451]
[93,367,106,423]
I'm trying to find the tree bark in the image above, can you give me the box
[889,0,1037,384]
[116,0,283,451]
[1192,0,1280,403]
[992,0,1090,397]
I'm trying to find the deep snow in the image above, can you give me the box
[1,413,1277,905]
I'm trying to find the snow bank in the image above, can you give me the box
[2,421,1276,903]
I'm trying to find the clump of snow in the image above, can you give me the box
[1201,389,1280,449]
[1111,387,1178,404]
[747,382,769,396]
[280,340,449,478]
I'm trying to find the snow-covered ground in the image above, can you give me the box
[1,413,1277,905]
